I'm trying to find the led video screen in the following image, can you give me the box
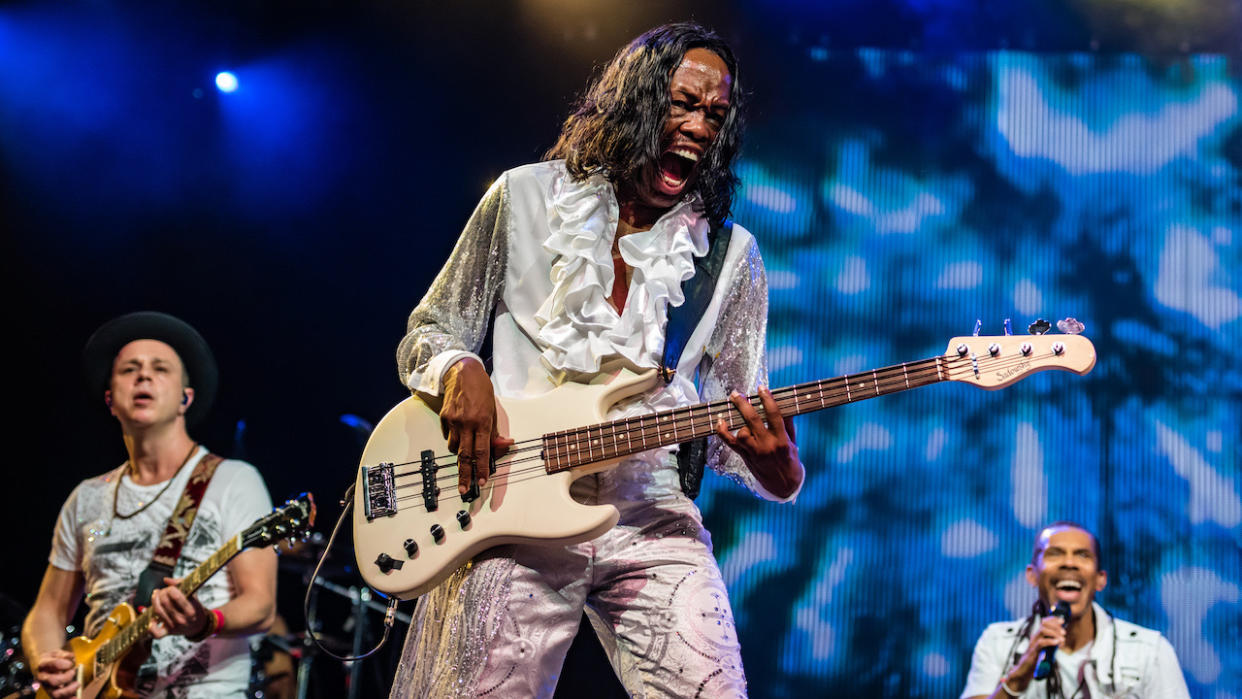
[700,50,1240,697]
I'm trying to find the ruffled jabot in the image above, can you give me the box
[533,168,709,375]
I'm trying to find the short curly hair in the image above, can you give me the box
[1031,520,1103,570]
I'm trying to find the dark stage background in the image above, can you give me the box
[3,1,1240,697]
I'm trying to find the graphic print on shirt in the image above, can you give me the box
[83,528,155,634]
[82,505,224,690]
[146,511,226,688]
[53,458,274,698]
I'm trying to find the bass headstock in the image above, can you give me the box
[242,493,317,549]
[941,334,1096,389]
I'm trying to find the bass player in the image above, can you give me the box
[388,22,804,698]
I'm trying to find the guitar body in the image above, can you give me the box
[36,603,148,699]
[353,367,661,600]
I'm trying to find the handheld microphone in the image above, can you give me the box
[1033,601,1071,680]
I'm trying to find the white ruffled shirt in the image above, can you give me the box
[399,160,800,502]
[532,164,709,377]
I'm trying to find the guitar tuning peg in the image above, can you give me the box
[1056,317,1085,335]
[1004,318,1013,336]
[1027,318,1052,335]
[972,319,982,337]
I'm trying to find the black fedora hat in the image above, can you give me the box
[82,311,218,425]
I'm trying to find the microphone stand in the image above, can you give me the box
[295,580,321,699]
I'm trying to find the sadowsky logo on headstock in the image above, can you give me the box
[995,360,1032,383]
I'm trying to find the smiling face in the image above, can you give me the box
[631,47,732,212]
[1026,525,1108,620]
[107,339,193,430]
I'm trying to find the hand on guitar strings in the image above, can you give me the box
[34,649,78,698]
[716,387,803,500]
[440,358,514,495]
[148,577,210,640]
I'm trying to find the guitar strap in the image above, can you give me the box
[662,219,733,499]
[133,452,223,609]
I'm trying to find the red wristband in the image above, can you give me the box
[186,607,220,643]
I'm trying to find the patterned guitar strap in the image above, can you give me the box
[133,452,224,610]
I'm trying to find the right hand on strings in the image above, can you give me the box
[34,649,79,699]
[439,358,513,495]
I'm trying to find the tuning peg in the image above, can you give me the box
[1027,319,1051,335]
[1056,317,1085,334]
[1004,318,1013,336]
[972,319,982,337]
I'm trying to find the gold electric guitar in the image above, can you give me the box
[38,494,316,699]
[353,333,1096,600]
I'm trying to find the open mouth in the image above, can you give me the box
[1053,579,1083,603]
[656,147,699,195]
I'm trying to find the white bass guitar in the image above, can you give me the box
[353,333,1095,599]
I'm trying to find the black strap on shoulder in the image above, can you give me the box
[662,220,733,499]
[660,220,734,382]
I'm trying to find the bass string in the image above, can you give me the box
[386,357,950,479]
[395,358,952,485]
[387,351,1056,510]
[388,374,940,511]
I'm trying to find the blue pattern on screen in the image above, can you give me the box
[698,50,1241,697]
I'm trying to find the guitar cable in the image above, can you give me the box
[300,482,400,661]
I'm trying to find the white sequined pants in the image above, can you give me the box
[388,471,747,699]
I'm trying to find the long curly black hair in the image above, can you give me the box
[544,22,745,227]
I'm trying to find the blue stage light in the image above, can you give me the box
[215,71,238,93]
[340,413,375,434]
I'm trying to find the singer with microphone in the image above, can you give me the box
[960,521,1189,698]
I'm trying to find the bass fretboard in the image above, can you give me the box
[542,355,949,473]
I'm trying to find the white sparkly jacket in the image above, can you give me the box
[397,160,800,503]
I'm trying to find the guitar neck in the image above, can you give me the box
[544,355,947,473]
[97,534,242,664]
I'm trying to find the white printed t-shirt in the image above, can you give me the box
[50,447,272,698]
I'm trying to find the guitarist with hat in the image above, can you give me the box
[22,312,278,698]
